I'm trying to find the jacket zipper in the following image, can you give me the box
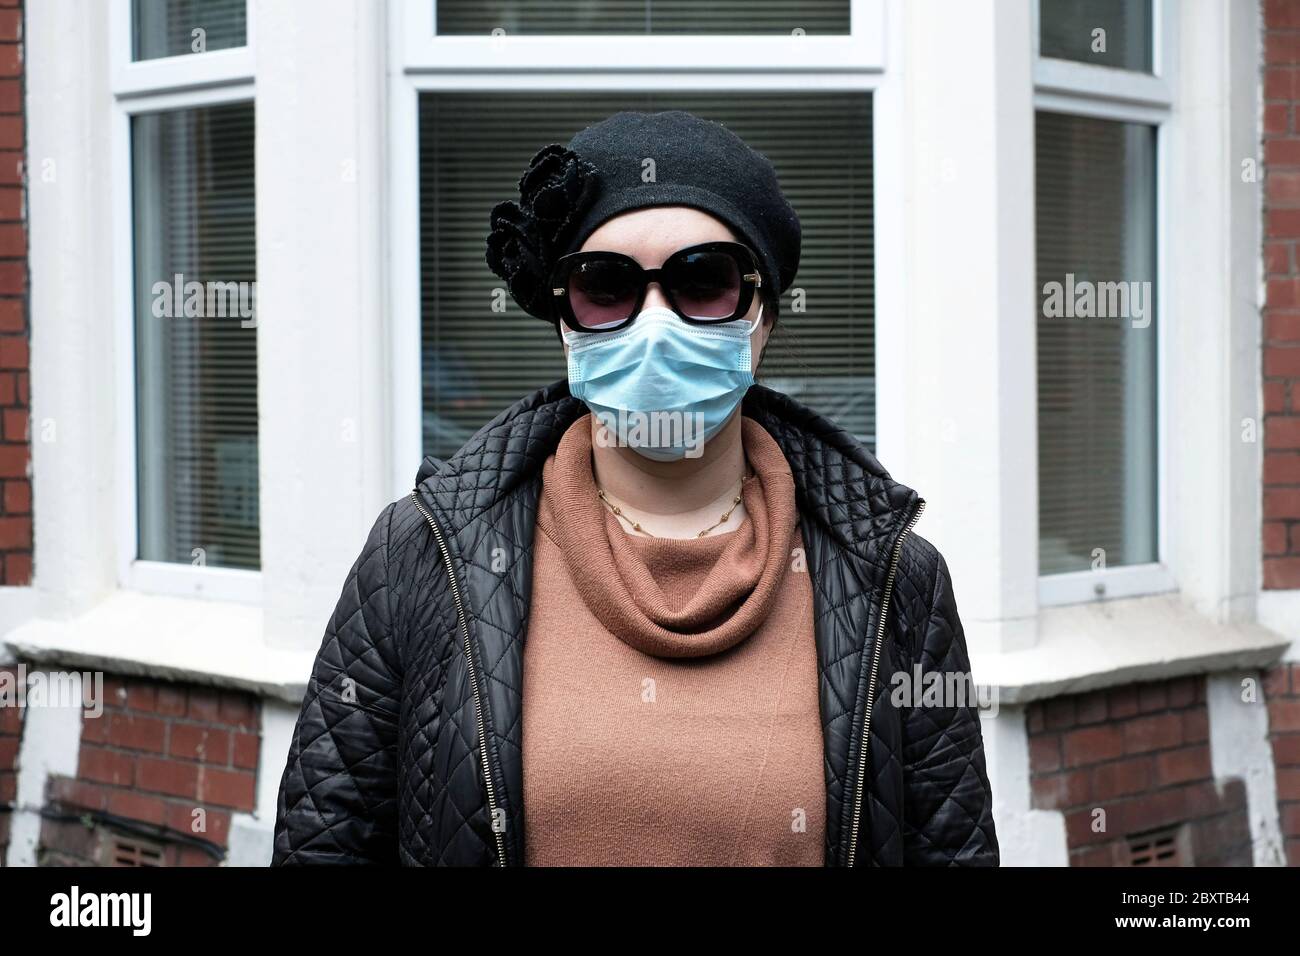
[409,491,509,867]
[844,498,926,867]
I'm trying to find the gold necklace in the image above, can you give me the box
[597,474,751,539]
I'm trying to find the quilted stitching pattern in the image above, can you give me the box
[271,380,998,866]
[893,538,999,865]
[272,504,403,864]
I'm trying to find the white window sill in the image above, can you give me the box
[5,589,1290,710]
[971,593,1291,706]
[1,589,313,704]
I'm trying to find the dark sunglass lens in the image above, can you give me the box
[670,250,742,320]
[569,259,640,329]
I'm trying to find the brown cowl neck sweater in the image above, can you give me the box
[522,413,826,866]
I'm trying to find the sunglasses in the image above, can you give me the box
[550,240,763,333]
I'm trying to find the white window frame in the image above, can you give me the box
[388,0,900,496]
[398,0,884,73]
[108,0,261,604]
[1033,0,1178,607]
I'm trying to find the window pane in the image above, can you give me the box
[435,1,850,34]
[1039,0,1152,72]
[1036,112,1157,576]
[132,103,259,570]
[419,93,873,462]
[133,0,247,60]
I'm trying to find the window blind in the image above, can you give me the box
[1036,111,1157,576]
[132,103,259,571]
[435,1,850,35]
[419,92,874,462]
[1039,0,1152,73]
[133,0,247,60]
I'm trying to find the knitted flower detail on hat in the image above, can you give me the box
[485,143,600,320]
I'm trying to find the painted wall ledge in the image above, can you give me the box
[972,593,1291,706]
[5,588,1292,711]
[2,590,312,704]
[1258,589,1300,662]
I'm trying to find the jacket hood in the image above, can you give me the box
[414,379,922,560]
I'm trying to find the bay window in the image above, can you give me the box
[1033,0,1172,604]
[433,1,852,34]
[1035,111,1157,577]
[113,0,258,596]
[418,92,874,460]
[399,1,885,466]
[1038,0,1152,73]
[133,0,247,60]
[132,102,258,571]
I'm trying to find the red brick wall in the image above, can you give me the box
[0,0,25,586]
[39,674,261,866]
[1265,0,1300,589]
[0,664,24,863]
[1266,663,1300,865]
[1027,676,1253,866]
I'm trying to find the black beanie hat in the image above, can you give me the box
[485,109,801,323]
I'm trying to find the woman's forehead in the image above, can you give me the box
[579,206,736,263]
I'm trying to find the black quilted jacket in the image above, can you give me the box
[272,381,999,866]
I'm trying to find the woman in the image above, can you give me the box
[272,110,998,866]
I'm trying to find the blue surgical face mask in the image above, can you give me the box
[562,305,763,461]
